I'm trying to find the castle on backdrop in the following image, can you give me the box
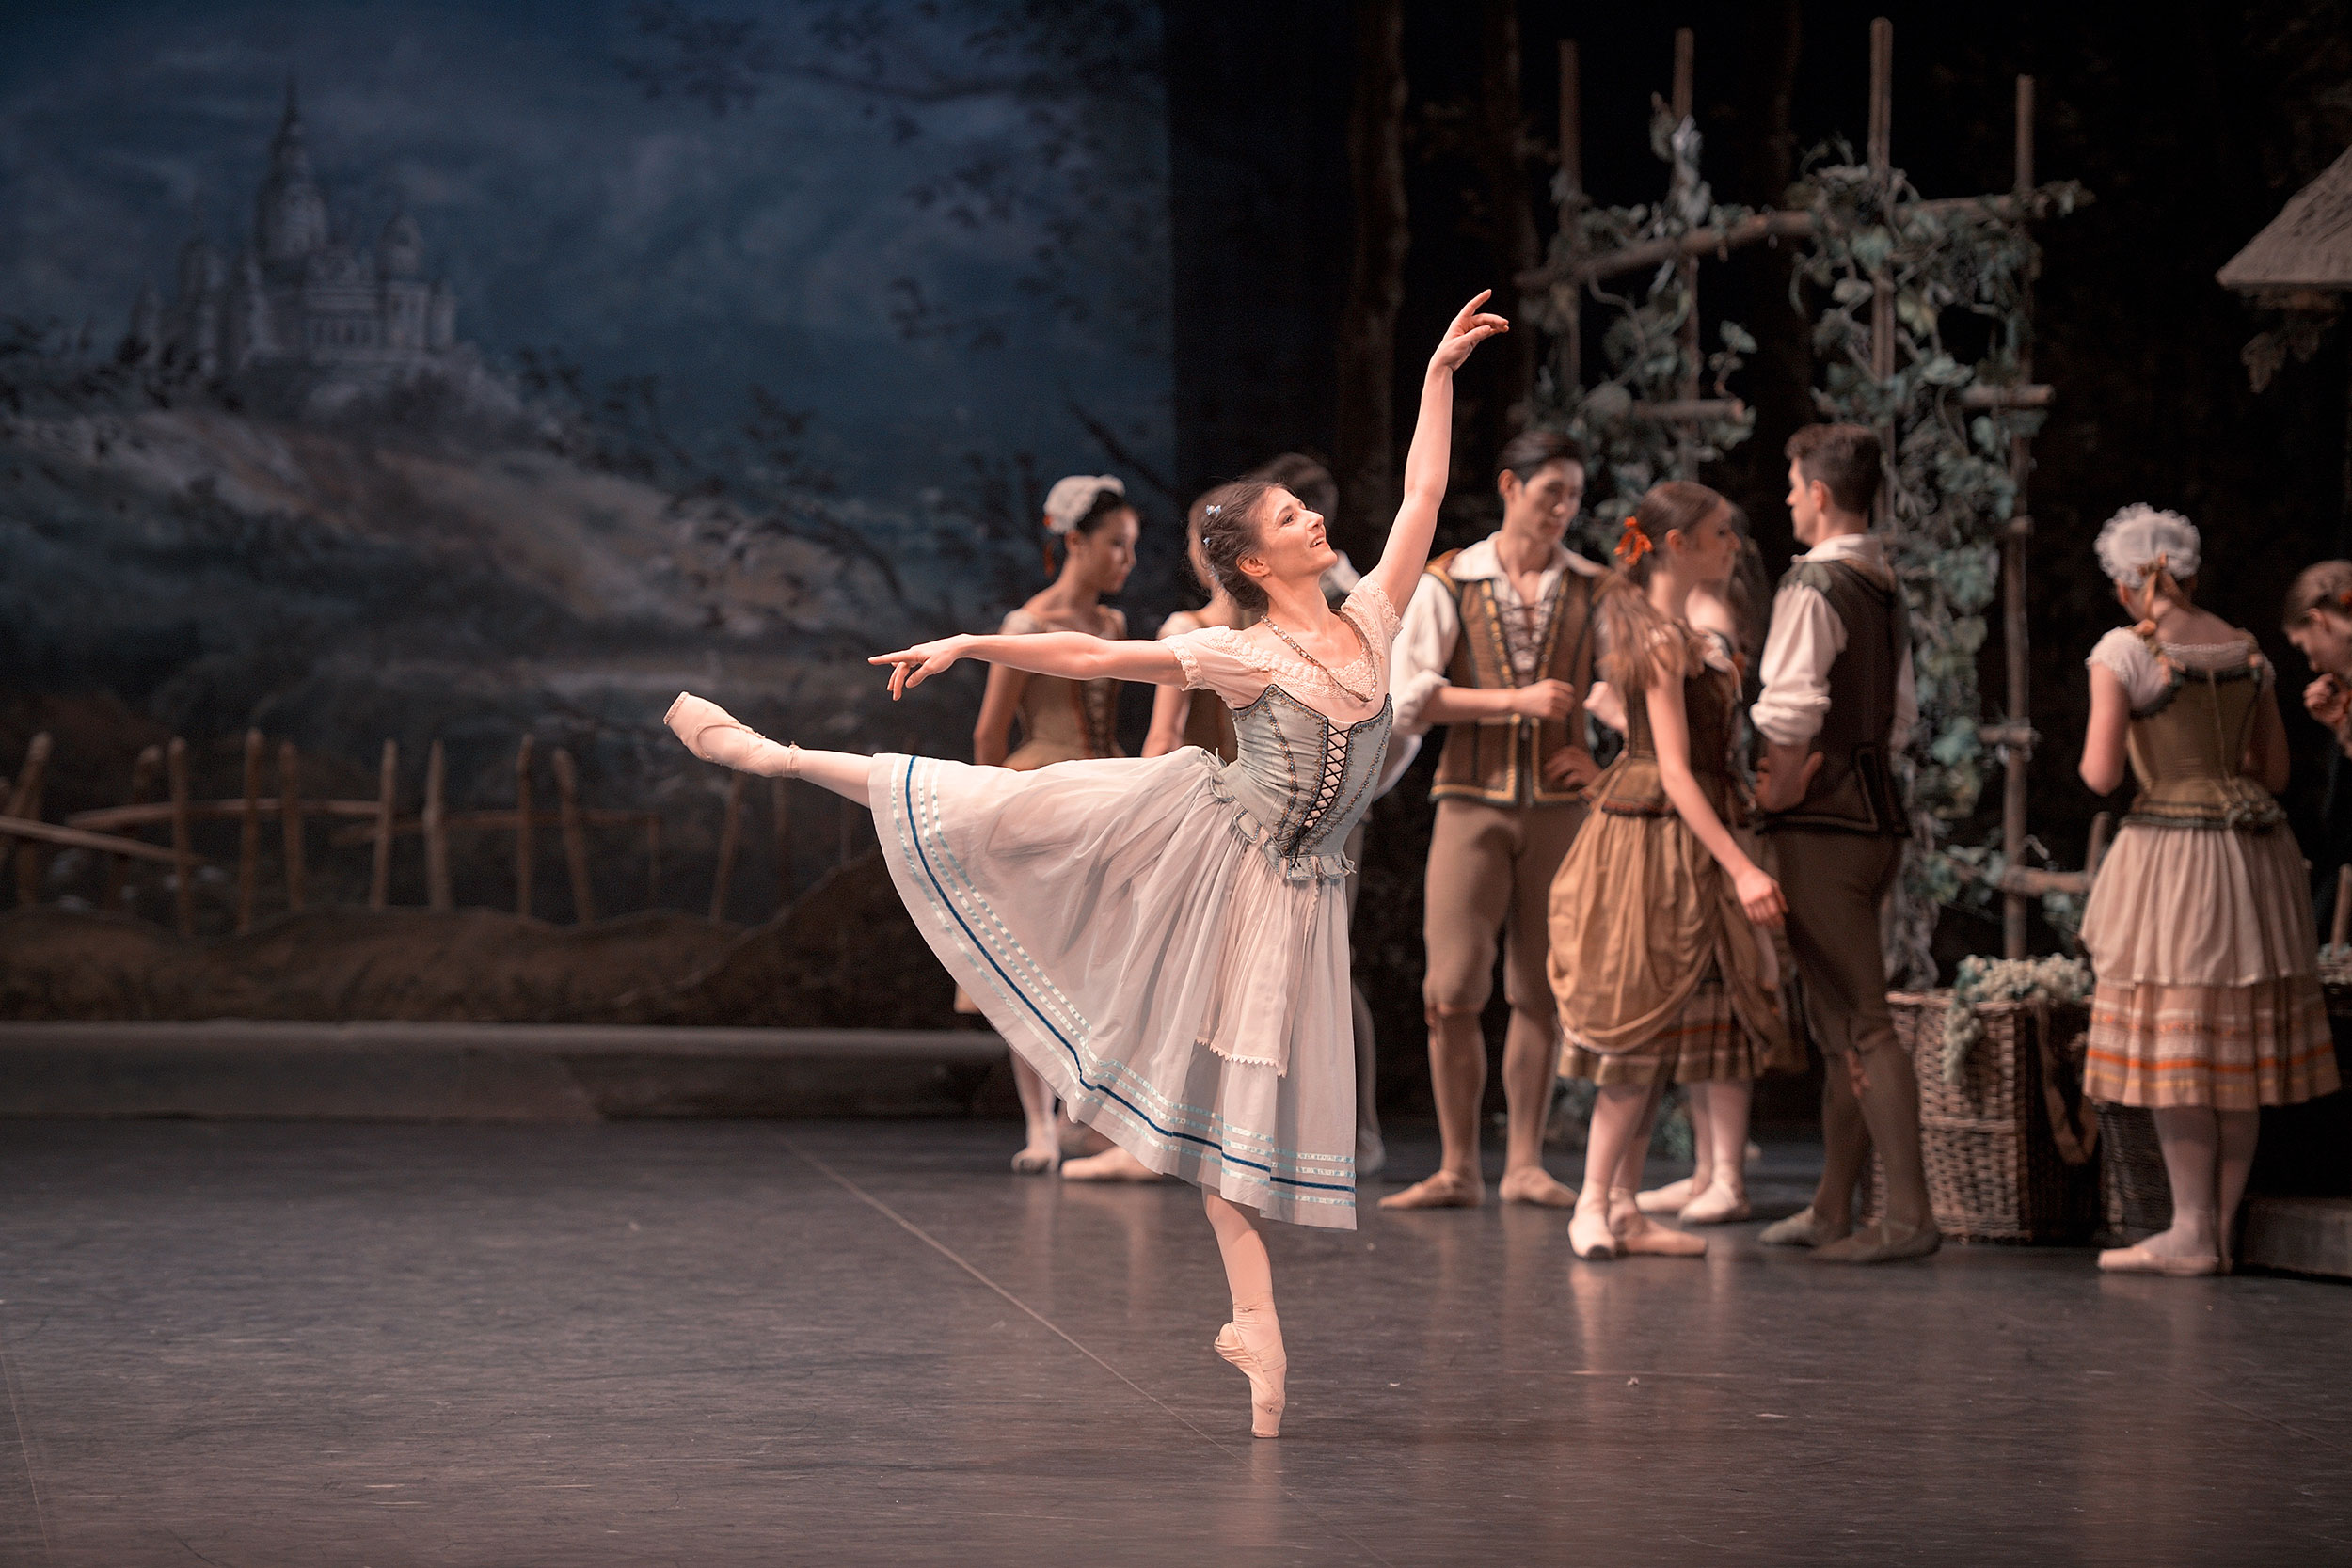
[124,81,462,381]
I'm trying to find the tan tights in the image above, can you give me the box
[2139,1106,2261,1261]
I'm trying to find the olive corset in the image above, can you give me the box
[1595,632,1745,825]
[2122,639,2282,832]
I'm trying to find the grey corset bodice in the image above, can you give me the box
[1209,685,1392,883]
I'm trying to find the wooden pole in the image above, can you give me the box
[105,743,163,911]
[645,816,661,909]
[514,735,536,919]
[236,729,263,932]
[424,738,452,913]
[2001,73,2038,959]
[771,776,791,916]
[277,739,305,914]
[552,746,596,925]
[1557,40,1583,392]
[6,732,51,907]
[371,740,396,910]
[2335,864,2352,949]
[167,736,194,936]
[1867,16,1897,531]
[1672,29,1701,475]
[710,770,746,921]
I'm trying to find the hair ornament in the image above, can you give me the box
[1204,502,1223,517]
[1042,473,1126,535]
[2094,504,2200,585]
[1614,520,1653,565]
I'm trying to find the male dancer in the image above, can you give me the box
[1753,423,1939,1261]
[2282,561,2352,932]
[1381,429,1600,1209]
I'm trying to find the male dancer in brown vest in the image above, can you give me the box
[1752,423,1941,1261]
[1380,430,1599,1209]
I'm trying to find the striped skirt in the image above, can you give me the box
[2084,976,2337,1110]
[1560,974,1765,1086]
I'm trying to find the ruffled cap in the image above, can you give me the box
[1042,474,1126,534]
[2094,504,2200,585]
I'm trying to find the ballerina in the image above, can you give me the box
[666,293,1509,1436]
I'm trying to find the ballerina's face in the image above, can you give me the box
[1242,488,1339,587]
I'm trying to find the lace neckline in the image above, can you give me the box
[1216,613,1382,702]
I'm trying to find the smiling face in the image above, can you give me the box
[1498,458,1585,549]
[1237,487,1338,591]
[1065,506,1139,594]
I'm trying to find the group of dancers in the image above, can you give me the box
[665,293,2341,1438]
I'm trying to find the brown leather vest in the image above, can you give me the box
[1427,550,1596,808]
[1760,556,1909,835]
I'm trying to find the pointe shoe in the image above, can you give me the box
[665,692,740,760]
[1607,1195,1708,1258]
[2097,1242,2221,1277]
[1815,1217,1943,1264]
[1758,1206,1847,1248]
[1214,1322,1286,1438]
[1675,1183,1751,1227]
[1378,1170,1484,1211]
[1569,1207,1621,1260]
[1060,1147,1166,1182]
[1498,1166,1576,1208]
[1009,1138,1059,1175]
[1634,1177,1694,1215]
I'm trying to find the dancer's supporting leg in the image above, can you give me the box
[1678,1080,1755,1224]
[1813,1031,1941,1261]
[1384,805,1509,1210]
[2215,1108,2260,1268]
[1638,1090,1708,1216]
[1007,1057,1063,1175]
[1607,1085,1707,1256]
[1569,1085,1645,1259]
[1496,851,1574,1208]
[1203,1191,1285,1437]
[2100,1107,2226,1274]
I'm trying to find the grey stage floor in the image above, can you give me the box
[0,1120,2344,1567]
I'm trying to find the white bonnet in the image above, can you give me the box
[2093,504,2200,585]
[1042,473,1126,534]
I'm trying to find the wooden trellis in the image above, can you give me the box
[1523,17,2093,960]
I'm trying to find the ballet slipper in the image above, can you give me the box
[2096,1242,2220,1277]
[1675,1183,1751,1226]
[1497,1166,1576,1208]
[1814,1216,1943,1264]
[1568,1206,1621,1260]
[1377,1170,1484,1210]
[1634,1176,1694,1215]
[1057,1118,1105,1159]
[1757,1206,1847,1248]
[1214,1317,1286,1438]
[1060,1147,1166,1182]
[1356,1129,1387,1180]
[1009,1138,1059,1175]
[1607,1189,1707,1257]
[1744,1140,1764,1168]
[665,692,796,775]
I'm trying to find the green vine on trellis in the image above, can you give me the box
[1531,104,1757,558]
[1788,139,2090,977]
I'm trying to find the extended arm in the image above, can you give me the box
[1647,672,1785,929]
[1366,293,1509,612]
[872,630,1183,699]
[2078,663,2131,795]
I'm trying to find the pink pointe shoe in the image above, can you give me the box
[1214,1322,1286,1438]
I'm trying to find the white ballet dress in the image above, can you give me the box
[872,581,1401,1229]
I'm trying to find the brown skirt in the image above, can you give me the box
[1560,973,1768,1085]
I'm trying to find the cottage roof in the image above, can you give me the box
[2218,143,2352,293]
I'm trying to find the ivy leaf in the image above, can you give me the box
[1831,277,1875,306]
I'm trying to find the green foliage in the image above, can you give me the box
[1939,954,2091,1085]
[1788,143,2090,977]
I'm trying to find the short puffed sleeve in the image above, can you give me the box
[1164,626,1273,708]
[1343,578,1403,655]
[2086,626,2168,708]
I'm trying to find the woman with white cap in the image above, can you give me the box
[2076,504,2339,1275]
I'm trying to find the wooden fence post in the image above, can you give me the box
[278,740,305,913]
[771,776,791,916]
[645,816,661,909]
[167,736,194,936]
[371,740,397,910]
[106,743,163,911]
[514,735,536,919]
[237,730,263,932]
[1867,15,1897,531]
[551,747,596,924]
[424,739,452,912]
[2000,71,2039,959]
[1557,39,1582,392]
[5,732,52,907]
[710,770,746,921]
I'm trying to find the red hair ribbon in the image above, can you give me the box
[1614,522,1653,565]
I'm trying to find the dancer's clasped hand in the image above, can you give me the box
[870,636,972,700]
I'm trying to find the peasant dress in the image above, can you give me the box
[874,581,1401,1228]
[998,607,1125,768]
[1549,627,1788,1084]
[2076,626,2337,1109]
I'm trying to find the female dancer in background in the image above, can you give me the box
[2076,506,2337,1275]
[1548,482,1788,1261]
[968,475,1139,1172]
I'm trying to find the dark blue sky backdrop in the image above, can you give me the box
[0,0,1173,511]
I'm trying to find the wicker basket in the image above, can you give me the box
[1870,991,2104,1244]
[2097,1102,2171,1243]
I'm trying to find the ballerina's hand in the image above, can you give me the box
[1735,863,1788,932]
[868,636,968,700]
[1429,289,1510,374]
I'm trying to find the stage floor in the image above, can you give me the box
[0,1119,2342,1566]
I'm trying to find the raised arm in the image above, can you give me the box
[1366,293,1510,611]
[871,630,1183,700]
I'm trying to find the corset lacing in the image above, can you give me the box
[1286,726,1351,856]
